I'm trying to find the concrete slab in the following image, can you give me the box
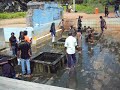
[0,76,73,90]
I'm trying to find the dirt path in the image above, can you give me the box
[0,18,26,28]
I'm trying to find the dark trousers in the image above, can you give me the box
[67,54,76,68]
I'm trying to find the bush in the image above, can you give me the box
[0,12,26,19]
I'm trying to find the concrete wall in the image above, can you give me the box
[3,27,33,42]
[0,28,5,50]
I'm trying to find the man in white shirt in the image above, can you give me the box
[64,32,77,68]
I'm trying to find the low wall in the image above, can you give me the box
[0,76,73,90]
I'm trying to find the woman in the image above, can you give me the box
[19,31,24,42]
[50,23,56,43]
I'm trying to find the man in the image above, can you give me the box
[24,30,31,43]
[64,32,77,69]
[78,16,82,30]
[24,30,32,55]
[9,32,17,56]
[114,3,120,18]
[100,16,106,33]
[105,5,109,17]
[17,36,31,77]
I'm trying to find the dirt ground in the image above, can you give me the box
[0,12,120,41]
[64,12,120,42]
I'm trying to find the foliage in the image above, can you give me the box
[0,12,26,19]
[63,3,114,14]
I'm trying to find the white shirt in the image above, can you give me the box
[64,36,77,54]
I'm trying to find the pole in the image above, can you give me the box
[73,0,75,12]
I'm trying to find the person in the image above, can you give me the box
[77,16,82,30]
[24,30,31,43]
[19,31,24,42]
[69,25,76,37]
[88,30,94,44]
[24,30,32,55]
[50,23,56,43]
[114,3,120,18]
[83,26,87,32]
[66,2,68,12]
[100,16,106,33]
[9,32,18,56]
[76,29,82,54]
[17,36,31,77]
[64,32,77,69]
[105,5,109,17]
[0,57,15,78]
[58,19,65,37]
[86,26,91,36]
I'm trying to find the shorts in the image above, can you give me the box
[67,54,76,68]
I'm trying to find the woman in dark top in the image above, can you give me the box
[50,23,56,42]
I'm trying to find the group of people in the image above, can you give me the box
[64,15,107,69]
[8,30,32,77]
[0,14,107,78]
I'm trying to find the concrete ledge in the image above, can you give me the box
[0,76,73,90]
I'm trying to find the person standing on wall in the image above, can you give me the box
[64,32,77,69]
[9,32,18,56]
[58,19,65,37]
[50,22,56,43]
[114,3,120,18]
[100,16,107,33]
[17,36,31,77]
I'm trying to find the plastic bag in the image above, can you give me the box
[17,58,21,65]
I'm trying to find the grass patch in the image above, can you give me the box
[63,4,114,14]
[0,12,26,19]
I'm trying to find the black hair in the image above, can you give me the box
[100,16,102,19]
[51,22,55,30]
[77,29,81,32]
[24,30,28,35]
[11,32,14,35]
[21,36,25,40]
